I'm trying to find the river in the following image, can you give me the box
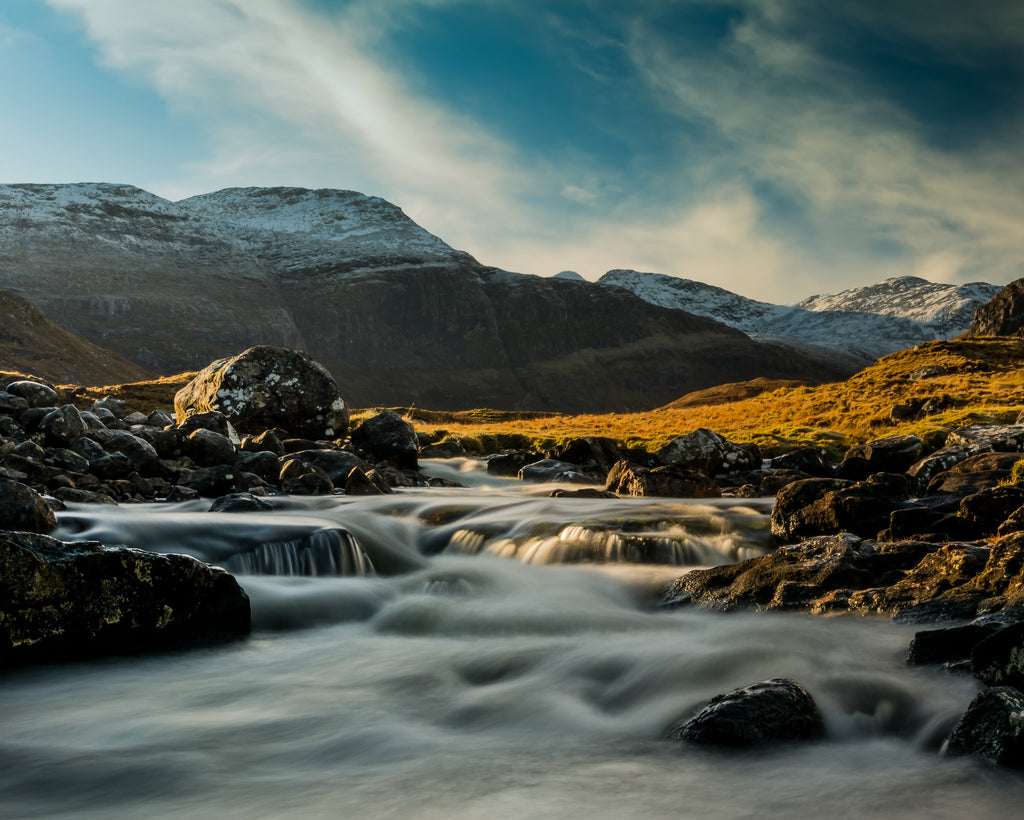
[1,459,1021,818]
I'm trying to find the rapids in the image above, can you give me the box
[2,459,1022,818]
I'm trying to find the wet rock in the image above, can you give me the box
[164,485,201,503]
[5,380,58,408]
[420,439,467,459]
[545,436,624,474]
[222,527,372,577]
[344,466,386,495]
[547,488,619,498]
[209,493,273,513]
[0,479,56,533]
[278,449,369,484]
[839,435,924,479]
[668,678,824,747]
[518,459,592,484]
[0,530,250,667]
[51,487,118,505]
[907,622,1005,665]
[350,410,418,470]
[175,346,349,439]
[37,405,88,447]
[768,448,832,477]
[946,687,1024,768]
[662,533,939,613]
[235,450,281,483]
[185,428,237,468]
[771,475,912,543]
[278,460,333,496]
[177,465,247,497]
[241,429,286,456]
[487,450,544,477]
[971,622,1024,688]
[605,461,720,498]
[656,428,760,475]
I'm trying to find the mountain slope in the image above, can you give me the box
[599,270,1000,360]
[0,183,858,411]
[0,286,154,385]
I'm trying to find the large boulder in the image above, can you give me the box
[0,531,250,667]
[350,410,418,469]
[668,678,824,747]
[0,479,56,533]
[655,428,760,475]
[770,475,912,543]
[946,687,1024,768]
[174,346,349,440]
[838,434,924,480]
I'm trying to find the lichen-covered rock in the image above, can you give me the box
[668,678,824,747]
[5,380,58,408]
[0,479,56,533]
[37,404,88,447]
[971,622,1024,688]
[0,531,250,667]
[946,687,1024,768]
[655,428,760,475]
[175,346,349,440]
[945,425,1024,452]
[350,410,418,470]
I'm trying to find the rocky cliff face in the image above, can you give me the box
[0,183,856,411]
[964,279,1024,337]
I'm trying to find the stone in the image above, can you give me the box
[668,678,824,747]
[946,687,1024,768]
[90,452,136,481]
[5,380,58,408]
[420,439,467,459]
[959,486,1024,537]
[0,530,250,667]
[350,410,418,470]
[235,450,281,483]
[176,465,247,497]
[0,391,30,415]
[545,437,624,474]
[37,404,88,447]
[278,449,369,484]
[605,461,720,498]
[51,487,118,505]
[770,475,912,543]
[768,448,832,477]
[146,409,174,428]
[104,430,164,474]
[185,428,238,468]
[908,446,981,491]
[964,277,1024,337]
[177,410,237,439]
[209,493,273,513]
[175,346,349,439]
[946,425,1024,452]
[278,460,334,495]
[487,450,544,477]
[656,428,760,475]
[344,466,386,495]
[518,459,592,483]
[91,396,128,418]
[0,479,56,533]
[907,622,1005,665]
[241,429,286,456]
[971,622,1024,689]
[840,434,924,476]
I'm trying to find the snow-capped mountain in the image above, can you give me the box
[599,270,1000,360]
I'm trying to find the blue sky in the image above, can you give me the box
[1,0,1022,301]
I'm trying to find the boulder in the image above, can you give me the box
[176,465,247,497]
[605,461,720,498]
[37,404,88,447]
[278,449,369,484]
[768,447,832,477]
[235,450,281,483]
[770,475,912,543]
[0,479,56,533]
[0,391,30,415]
[487,450,544,477]
[655,428,760,475]
[545,437,624,474]
[838,435,924,479]
[668,678,824,747]
[104,430,164,474]
[420,439,467,459]
[946,687,1024,768]
[964,277,1024,337]
[176,410,237,439]
[91,396,128,418]
[5,380,58,408]
[278,460,334,496]
[907,621,1005,666]
[240,429,285,456]
[209,493,273,513]
[518,459,592,484]
[971,622,1024,688]
[175,346,349,440]
[344,466,387,496]
[185,428,238,468]
[959,486,1024,537]
[0,530,250,667]
[350,410,418,470]
[945,425,1024,452]
[908,446,980,491]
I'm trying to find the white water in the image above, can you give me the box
[3,461,1022,818]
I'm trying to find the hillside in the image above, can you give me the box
[0,286,154,385]
[0,183,857,412]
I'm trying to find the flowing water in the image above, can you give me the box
[2,459,1022,818]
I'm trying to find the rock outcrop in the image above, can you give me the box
[964,278,1024,337]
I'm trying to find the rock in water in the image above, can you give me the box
[668,678,825,746]
[0,531,250,667]
[947,687,1024,768]
[350,410,418,469]
[175,346,349,440]
[0,479,56,533]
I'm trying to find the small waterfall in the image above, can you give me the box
[223,527,375,576]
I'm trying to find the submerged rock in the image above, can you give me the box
[175,346,349,440]
[668,678,824,747]
[0,531,250,667]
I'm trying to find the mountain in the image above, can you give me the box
[598,270,1000,362]
[0,285,154,385]
[0,183,856,412]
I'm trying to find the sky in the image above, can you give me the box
[1,0,1023,302]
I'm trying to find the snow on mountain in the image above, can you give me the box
[598,270,1000,361]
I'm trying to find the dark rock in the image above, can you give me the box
[946,425,1024,452]
[105,430,164,474]
[487,450,544,477]
[997,506,1024,537]
[971,622,1024,688]
[518,459,592,483]
[11,440,44,461]
[908,446,980,491]
[605,460,720,498]
[51,487,118,505]
[655,428,760,475]
[177,465,247,497]
[175,346,349,439]
[282,438,329,454]
[278,449,369,484]
[350,410,418,470]
[185,428,237,468]
[177,410,236,438]
[135,428,183,459]
[959,486,1024,537]
[0,391,30,415]
[907,622,1005,665]
[0,479,56,533]
[768,448,832,477]
[146,409,174,428]
[758,469,815,495]
[278,460,333,496]
[91,396,128,418]
[964,277,1024,337]
[5,380,57,408]
[0,530,250,667]
[420,439,467,459]
[545,437,624,474]
[344,466,386,495]
[771,475,912,543]
[946,687,1024,768]
[209,493,273,513]
[164,485,201,503]
[547,488,619,498]
[235,450,281,483]
[241,429,286,456]
[45,447,90,475]
[37,405,88,447]
[668,678,824,747]
[840,435,924,476]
